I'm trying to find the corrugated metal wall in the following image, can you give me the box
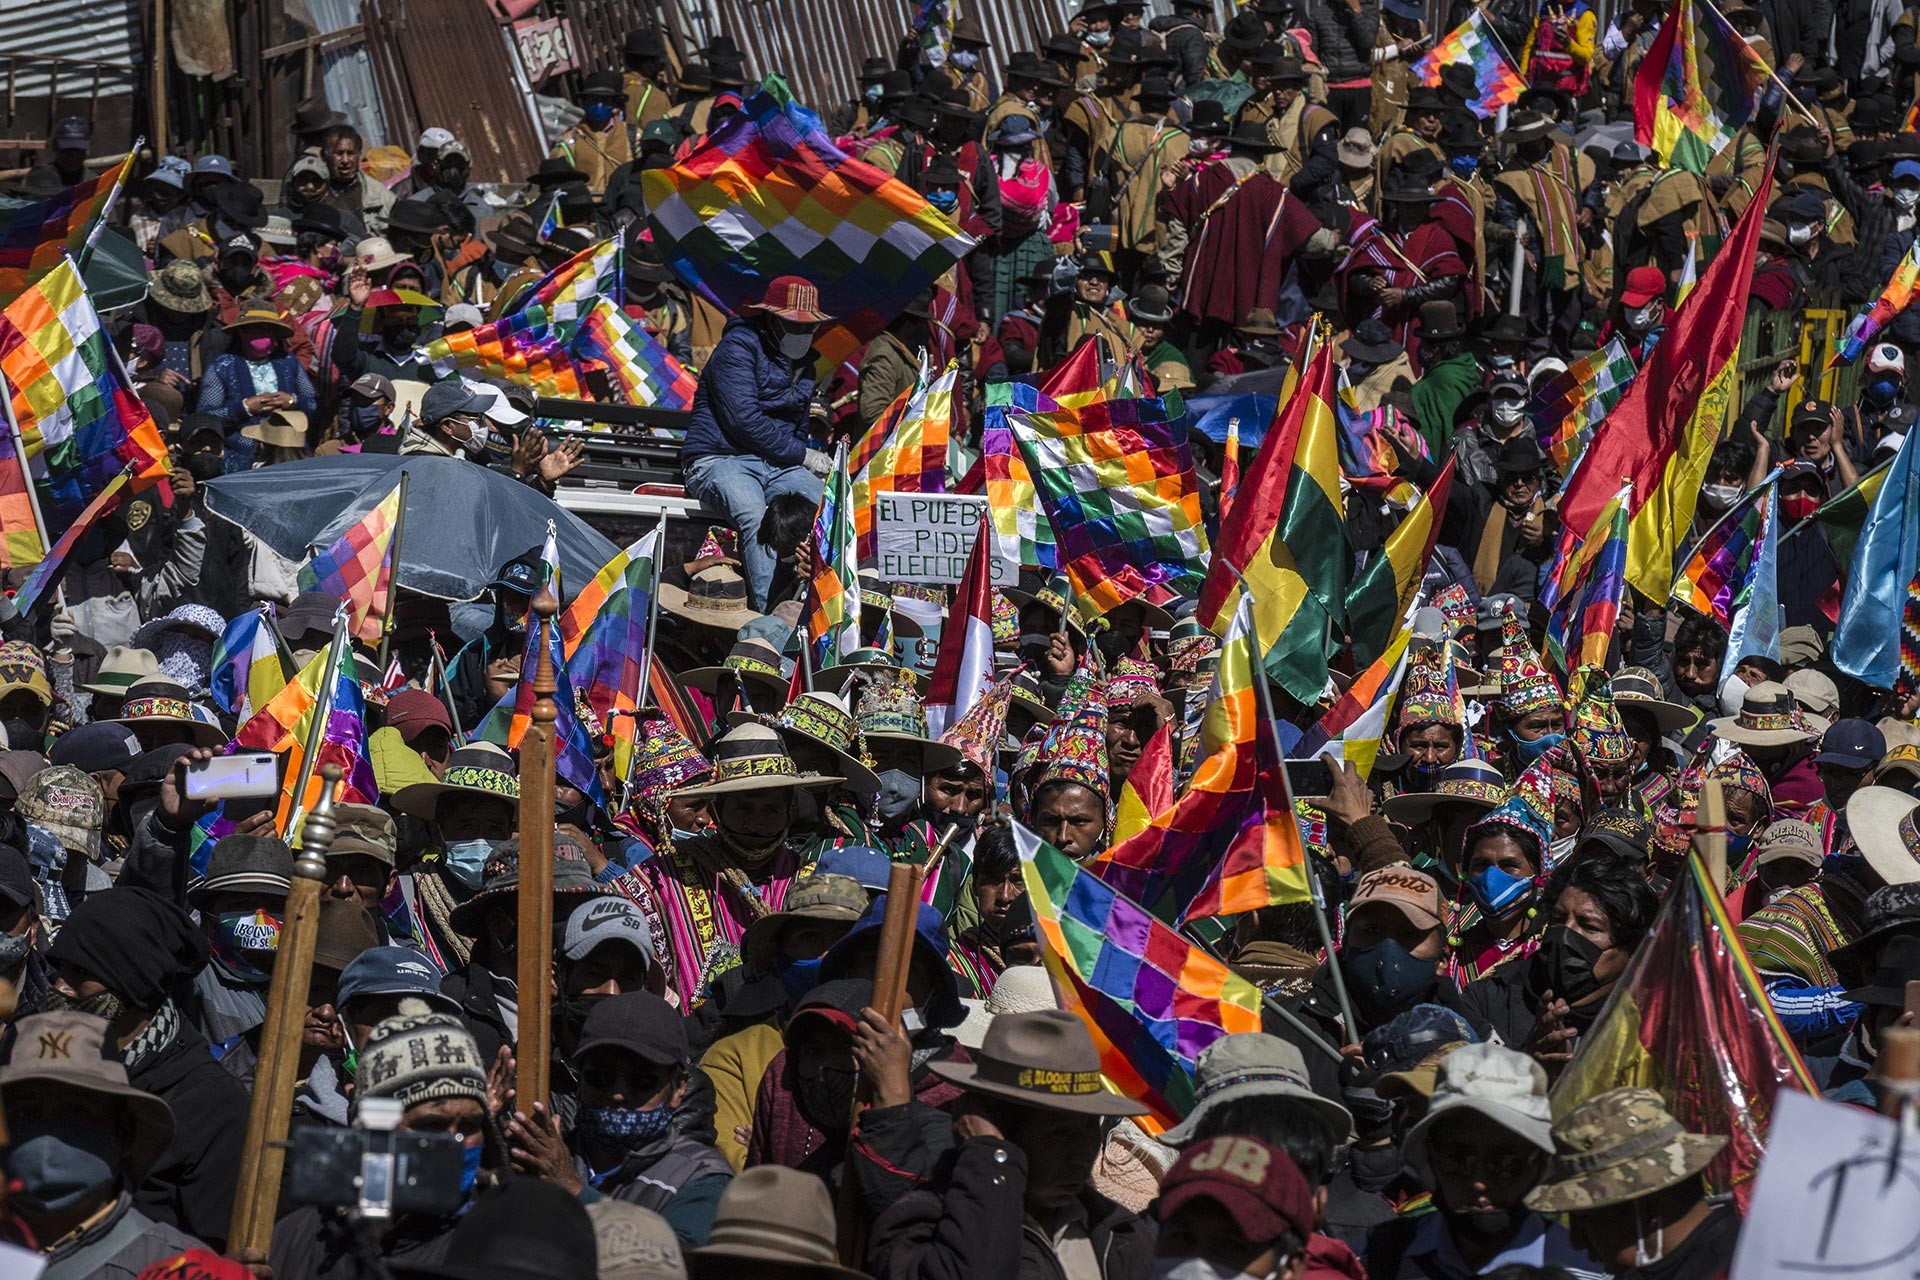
[0,0,143,98]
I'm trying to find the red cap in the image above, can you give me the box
[1157,1136,1314,1243]
[384,689,454,742]
[1620,265,1666,308]
[138,1249,256,1280]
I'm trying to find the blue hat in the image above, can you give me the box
[1361,1002,1481,1074]
[820,892,965,1030]
[1383,0,1422,19]
[192,154,235,178]
[1779,189,1826,222]
[149,156,192,189]
[47,722,142,774]
[337,945,458,1012]
[1894,159,1920,183]
[814,844,893,893]
[1816,717,1887,770]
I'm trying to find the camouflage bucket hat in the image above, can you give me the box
[1525,1087,1727,1214]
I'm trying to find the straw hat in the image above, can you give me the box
[732,690,881,795]
[658,565,759,631]
[223,307,295,336]
[1708,681,1817,747]
[668,724,843,799]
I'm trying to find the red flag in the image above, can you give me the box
[1219,419,1242,525]
[924,509,997,738]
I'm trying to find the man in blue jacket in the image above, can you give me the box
[683,276,833,611]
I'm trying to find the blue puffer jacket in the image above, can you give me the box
[683,319,815,467]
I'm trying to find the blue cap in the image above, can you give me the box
[148,157,190,189]
[192,154,234,178]
[1383,0,1422,19]
[820,892,965,1030]
[337,945,459,1012]
[1779,189,1826,222]
[1894,159,1920,183]
[814,844,892,892]
[1361,1003,1480,1073]
[1816,717,1887,770]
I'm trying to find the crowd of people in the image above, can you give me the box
[7,0,1920,1276]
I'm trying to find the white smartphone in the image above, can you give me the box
[184,753,282,801]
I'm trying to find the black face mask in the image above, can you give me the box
[928,808,978,838]
[556,798,597,833]
[797,1066,857,1132]
[1346,1143,1403,1192]
[1449,1205,1527,1245]
[216,261,254,291]
[556,990,610,1054]
[1,718,41,749]
[385,324,421,350]
[1526,925,1607,1014]
[183,452,224,485]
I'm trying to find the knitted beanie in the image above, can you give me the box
[354,999,488,1114]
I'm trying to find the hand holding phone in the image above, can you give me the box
[184,753,281,801]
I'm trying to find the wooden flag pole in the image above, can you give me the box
[0,371,51,569]
[229,765,343,1255]
[515,586,561,1114]
[1694,777,1729,896]
[375,470,410,674]
[621,513,672,809]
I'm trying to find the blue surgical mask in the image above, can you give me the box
[1726,832,1753,864]
[950,49,980,70]
[1343,938,1437,1011]
[583,101,617,128]
[774,953,824,1003]
[1866,378,1901,408]
[443,838,496,890]
[1450,154,1480,178]
[865,84,885,103]
[669,827,703,844]
[875,768,922,825]
[342,401,387,437]
[1468,862,1535,915]
[575,1103,675,1162]
[459,1142,482,1195]
[1512,730,1566,766]
[927,189,959,213]
[5,1122,120,1214]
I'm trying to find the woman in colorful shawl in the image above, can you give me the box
[1443,753,1560,988]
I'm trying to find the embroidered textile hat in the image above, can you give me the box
[940,676,1015,775]
[1708,681,1816,747]
[391,743,520,820]
[1571,676,1632,765]
[1498,612,1562,718]
[627,712,712,805]
[740,690,881,795]
[855,668,962,772]
[1034,684,1109,799]
[1395,638,1465,735]
[1379,757,1507,825]
[669,723,844,799]
[679,634,791,708]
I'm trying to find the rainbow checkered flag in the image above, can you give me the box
[1413,9,1525,117]
[0,154,135,302]
[572,298,698,411]
[298,481,401,643]
[808,446,862,669]
[641,76,976,365]
[423,236,621,392]
[851,356,956,558]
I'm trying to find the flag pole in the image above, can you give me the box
[429,630,467,740]
[1692,0,1818,125]
[77,145,140,272]
[0,371,51,568]
[375,471,410,673]
[621,512,671,809]
[284,605,351,840]
[1665,466,1782,604]
[516,587,561,1116]
[1179,923,1347,1063]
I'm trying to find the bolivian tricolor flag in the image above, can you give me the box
[1198,331,1349,706]
[1345,458,1454,670]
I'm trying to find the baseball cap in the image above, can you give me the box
[52,116,91,149]
[289,154,329,182]
[1896,159,1920,183]
[1575,809,1651,863]
[1402,1043,1554,1181]
[0,844,34,910]
[193,154,235,178]
[337,945,458,1011]
[328,802,397,867]
[813,844,892,893]
[470,381,529,426]
[1869,343,1907,376]
[1755,818,1822,868]
[1477,593,1523,632]
[348,372,395,402]
[417,127,457,151]
[1879,743,1920,782]
[1816,716,1886,770]
[1348,866,1442,931]
[384,690,453,744]
[420,379,488,425]
[574,991,688,1066]
[443,303,485,332]
[1620,265,1665,307]
[562,896,656,965]
[1157,1136,1314,1245]
[46,722,141,775]
[1791,398,1837,432]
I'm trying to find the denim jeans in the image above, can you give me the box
[684,454,823,612]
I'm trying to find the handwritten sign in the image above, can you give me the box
[873,493,1014,587]
[513,17,579,83]
[1731,1088,1920,1279]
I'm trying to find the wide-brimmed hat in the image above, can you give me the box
[658,565,758,630]
[1525,1087,1727,1214]
[448,832,610,934]
[688,1166,869,1280]
[1379,757,1507,825]
[1611,666,1697,735]
[241,408,309,449]
[670,723,843,799]
[1160,1032,1351,1147]
[1126,284,1175,326]
[854,669,962,772]
[1842,931,1920,1007]
[391,743,520,821]
[1380,165,1439,204]
[149,260,213,313]
[749,275,832,324]
[1336,127,1377,167]
[112,694,229,748]
[741,872,868,969]
[1402,1043,1554,1183]
[1341,317,1403,364]
[189,833,294,905]
[223,307,295,337]
[679,635,791,706]
[734,690,881,795]
[355,236,413,274]
[931,1009,1148,1115]
[1224,120,1285,153]
[1505,109,1556,144]
[397,1177,600,1280]
[1708,680,1816,747]
[0,1011,175,1183]
[1848,785,1920,887]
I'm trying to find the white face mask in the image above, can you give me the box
[1190,137,1217,156]
[1701,482,1743,510]
[1788,221,1816,246]
[1548,833,1576,868]
[950,48,979,70]
[1895,187,1919,210]
[1087,28,1112,45]
[1626,304,1660,332]
[1152,1260,1283,1280]
[1490,400,1526,428]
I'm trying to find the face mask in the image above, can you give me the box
[1866,378,1901,408]
[1788,222,1816,246]
[385,323,421,350]
[1152,1261,1247,1280]
[865,84,884,103]
[1344,937,1437,1011]
[583,101,617,128]
[217,261,255,290]
[5,1122,120,1214]
[875,768,922,825]
[798,1065,858,1130]
[1189,137,1216,156]
[1528,923,1606,1006]
[1451,1206,1526,1245]
[1512,730,1565,766]
[1896,187,1920,210]
[47,987,123,1023]
[1087,29,1111,45]
[210,909,283,983]
[556,798,594,830]
[1018,632,1057,666]
[1548,833,1575,867]
[1469,863,1535,916]
[1626,304,1660,332]
[1489,352,1515,369]
[0,931,31,975]
[343,402,387,437]
[1782,492,1819,521]
[459,1142,483,1196]
[1490,400,1526,428]
[778,330,814,360]
[575,1103,675,1160]
[1450,155,1479,178]
[774,953,824,1003]
[929,808,978,839]
[1402,760,1437,792]
[238,336,276,361]
[1701,482,1743,510]
[927,189,959,212]
[1726,831,1752,864]
[668,826,703,844]
[950,49,979,69]
[444,838,497,890]
[1347,1141,1404,1191]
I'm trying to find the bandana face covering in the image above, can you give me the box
[575,1103,674,1163]
[208,909,283,984]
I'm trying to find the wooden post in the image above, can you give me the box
[150,0,169,155]
[1694,778,1729,895]
[514,588,560,1115]
[228,765,342,1255]
[1879,1026,1920,1118]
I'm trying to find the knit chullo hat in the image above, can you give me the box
[628,710,711,806]
[1571,674,1632,765]
[1396,638,1464,736]
[992,591,1019,645]
[1464,752,1557,864]
[1429,582,1476,637]
[942,675,1014,776]
[1102,656,1161,709]
[1498,611,1562,718]
[355,999,488,1115]
[1036,680,1109,797]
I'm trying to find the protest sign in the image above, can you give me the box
[874,493,1015,587]
[1731,1088,1920,1278]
